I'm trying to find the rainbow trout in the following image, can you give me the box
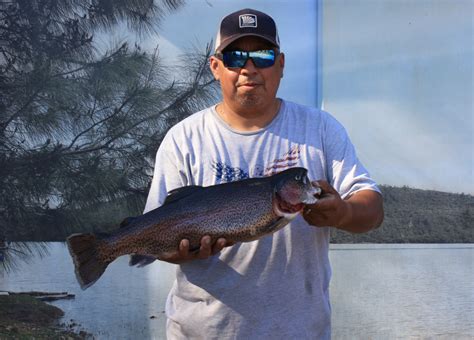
[67,167,320,289]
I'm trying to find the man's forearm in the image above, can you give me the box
[336,190,384,233]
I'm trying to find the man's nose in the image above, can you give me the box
[240,58,258,73]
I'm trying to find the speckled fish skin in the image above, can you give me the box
[67,167,319,289]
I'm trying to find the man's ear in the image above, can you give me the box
[278,52,285,78]
[209,56,220,80]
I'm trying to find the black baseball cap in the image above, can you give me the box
[214,8,280,53]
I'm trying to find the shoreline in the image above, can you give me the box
[0,294,91,339]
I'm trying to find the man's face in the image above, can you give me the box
[209,36,285,113]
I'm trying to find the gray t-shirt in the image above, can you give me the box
[144,100,380,339]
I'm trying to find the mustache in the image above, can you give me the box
[236,80,263,86]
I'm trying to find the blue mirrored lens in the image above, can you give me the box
[222,50,275,68]
[223,51,248,68]
[250,50,275,68]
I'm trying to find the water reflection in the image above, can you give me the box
[329,244,474,339]
[1,243,473,339]
[0,243,176,339]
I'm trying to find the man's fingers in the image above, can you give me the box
[197,235,212,259]
[309,180,340,210]
[179,239,189,257]
[167,236,235,263]
[211,237,226,255]
[314,180,337,195]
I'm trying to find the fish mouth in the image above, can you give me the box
[303,186,321,204]
[274,192,305,217]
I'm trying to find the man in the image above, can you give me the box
[145,8,384,339]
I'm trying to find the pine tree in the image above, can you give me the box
[0,0,218,269]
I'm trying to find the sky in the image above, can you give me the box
[117,0,472,194]
[322,0,473,194]
[139,0,321,107]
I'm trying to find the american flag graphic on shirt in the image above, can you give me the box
[213,145,301,182]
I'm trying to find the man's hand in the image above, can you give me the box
[159,236,235,264]
[303,180,384,233]
[302,180,350,228]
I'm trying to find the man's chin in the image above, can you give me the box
[237,95,262,108]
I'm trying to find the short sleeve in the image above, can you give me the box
[322,113,380,199]
[143,132,188,213]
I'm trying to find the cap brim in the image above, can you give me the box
[215,33,279,53]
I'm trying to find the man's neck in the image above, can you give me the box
[216,99,281,132]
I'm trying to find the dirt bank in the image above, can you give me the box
[0,294,90,339]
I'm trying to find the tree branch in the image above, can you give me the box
[0,88,42,133]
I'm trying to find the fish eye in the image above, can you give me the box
[295,174,301,181]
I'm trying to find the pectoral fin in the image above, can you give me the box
[129,255,156,267]
[266,217,291,234]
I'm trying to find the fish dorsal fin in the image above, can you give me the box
[120,216,137,228]
[164,185,204,204]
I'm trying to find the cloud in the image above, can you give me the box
[325,99,473,194]
[141,35,184,62]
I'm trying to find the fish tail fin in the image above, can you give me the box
[66,233,110,290]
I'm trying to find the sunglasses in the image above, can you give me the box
[216,49,277,69]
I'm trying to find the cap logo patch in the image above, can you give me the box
[239,14,257,28]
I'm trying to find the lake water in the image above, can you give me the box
[1,243,473,339]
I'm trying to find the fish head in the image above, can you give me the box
[272,167,321,218]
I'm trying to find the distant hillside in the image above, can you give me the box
[8,185,474,243]
[330,185,474,243]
